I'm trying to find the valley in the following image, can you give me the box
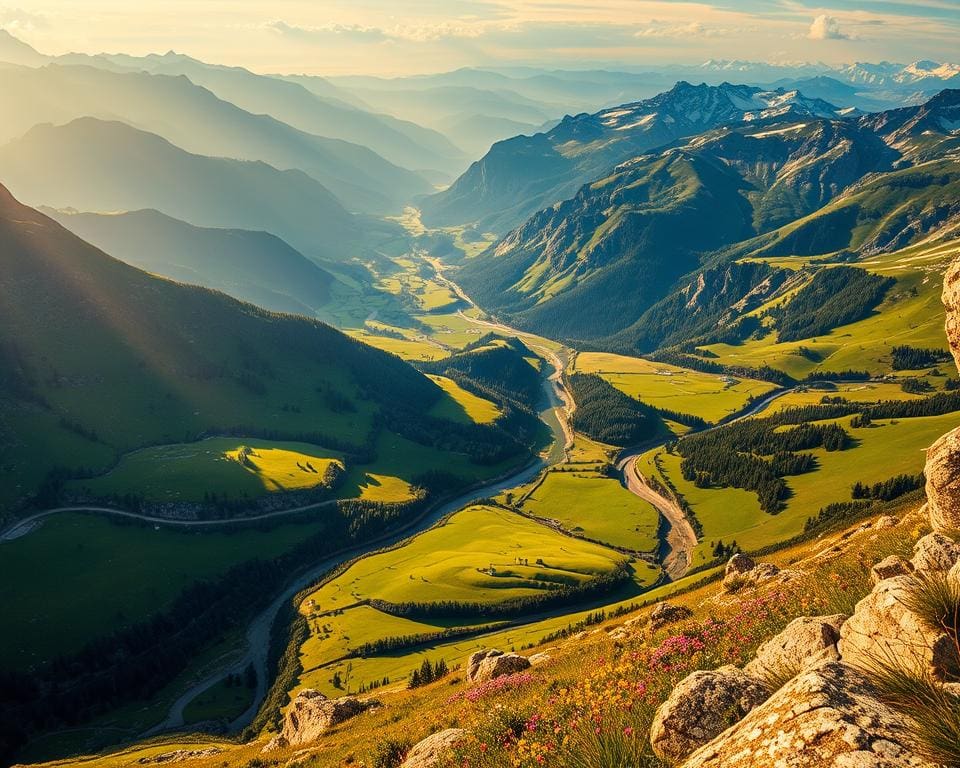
[2,24,960,768]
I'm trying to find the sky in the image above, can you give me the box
[3,0,959,76]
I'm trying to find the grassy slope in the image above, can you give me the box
[39,497,926,768]
[70,438,344,502]
[0,513,327,669]
[519,470,660,554]
[292,504,660,695]
[646,410,954,567]
[574,351,777,422]
[702,227,956,378]
[427,375,502,424]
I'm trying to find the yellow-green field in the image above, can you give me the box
[574,351,777,422]
[427,375,502,424]
[704,239,955,378]
[645,411,957,565]
[304,505,632,609]
[519,470,660,553]
[72,438,344,502]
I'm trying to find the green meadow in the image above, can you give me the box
[644,410,957,566]
[519,470,660,554]
[71,438,344,502]
[704,239,954,378]
[0,513,327,670]
[426,375,502,424]
[295,502,660,696]
[304,505,632,609]
[574,351,777,422]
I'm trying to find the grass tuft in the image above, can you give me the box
[900,570,960,640]
[868,662,960,767]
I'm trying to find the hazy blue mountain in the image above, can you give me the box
[82,52,468,177]
[0,63,430,213]
[0,118,359,261]
[45,208,337,317]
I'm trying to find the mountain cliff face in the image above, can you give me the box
[455,90,959,346]
[456,115,899,341]
[421,81,851,233]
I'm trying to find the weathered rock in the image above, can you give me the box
[722,553,781,592]
[744,614,845,682]
[838,575,958,679]
[465,649,531,683]
[280,690,373,746]
[871,555,914,584]
[401,729,470,768]
[528,652,552,666]
[648,601,693,633]
[679,662,937,767]
[649,665,768,763]
[926,433,960,533]
[911,531,960,572]
[726,553,756,576]
[943,254,960,372]
[874,515,899,529]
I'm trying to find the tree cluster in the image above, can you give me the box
[408,658,450,689]
[675,419,849,513]
[567,373,664,446]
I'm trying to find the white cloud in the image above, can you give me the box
[634,20,734,38]
[0,6,48,33]
[266,19,487,44]
[808,14,851,40]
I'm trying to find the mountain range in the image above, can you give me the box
[421,82,858,233]
[0,117,360,262]
[454,88,960,344]
[44,208,337,317]
[0,62,431,214]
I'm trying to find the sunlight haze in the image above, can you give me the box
[4,0,959,75]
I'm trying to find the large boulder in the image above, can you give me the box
[465,649,531,683]
[929,260,960,532]
[871,555,913,584]
[838,575,958,679]
[279,690,374,746]
[942,254,960,372]
[744,614,845,683]
[722,553,782,592]
[912,530,960,572]
[679,662,937,767]
[649,665,768,763]
[648,601,693,634]
[401,729,470,768]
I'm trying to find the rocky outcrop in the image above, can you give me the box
[401,729,470,768]
[649,665,768,763]
[648,601,693,633]
[465,649,531,683]
[929,259,960,532]
[679,662,937,767]
[722,553,783,592]
[871,554,913,584]
[277,690,374,746]
[744,614,845,682]
[912,530,960,572]
[839,574,958,679]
